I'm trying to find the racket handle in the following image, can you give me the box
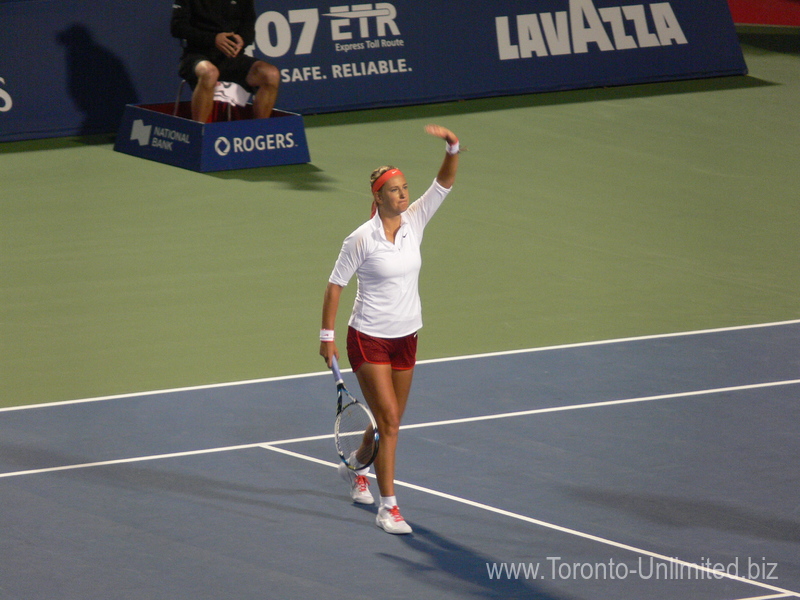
[331,355,344,383]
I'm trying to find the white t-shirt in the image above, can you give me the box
[329,179,451,338]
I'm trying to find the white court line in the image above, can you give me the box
[258,445,800,599]
[399,379,800,431]
[1,377,797,479]
[2,318,798,412]
[732,595,796,600]
[415,318,800,367]
[0,443,265,479]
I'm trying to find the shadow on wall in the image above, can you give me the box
[56,23,139,136]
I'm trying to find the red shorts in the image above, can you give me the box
[347,327,418,372]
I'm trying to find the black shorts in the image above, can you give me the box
[179,50,258,93]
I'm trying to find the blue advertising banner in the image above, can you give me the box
[113,105,310,172]
[252,0,747,113]
[0,0,746,143]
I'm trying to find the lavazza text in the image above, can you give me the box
[497,0,688,59]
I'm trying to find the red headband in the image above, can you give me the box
[371,168,403,194]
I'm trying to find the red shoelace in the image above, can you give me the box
[355,475,369,492]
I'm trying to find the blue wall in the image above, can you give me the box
[0,0,746,142]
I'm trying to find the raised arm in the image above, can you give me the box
[425,124,460,189]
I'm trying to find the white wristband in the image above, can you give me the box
[320,329,335,342]
[446,140,460,155]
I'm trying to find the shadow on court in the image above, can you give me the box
[0,440,94,475]
[301,74,775,130]
[208,162,338,189]
[737,28,800,54]
[352,500,560,600]
[563,485,800,544]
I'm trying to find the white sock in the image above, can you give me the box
[348,451,369,476]
[381,495,397,509]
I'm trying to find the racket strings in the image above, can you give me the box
[336,402,377,469]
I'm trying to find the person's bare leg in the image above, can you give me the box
[355,364,414,499]
[246,61,280,118]
[192,61,219,123]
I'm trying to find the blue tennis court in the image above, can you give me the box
[1,320,797,600]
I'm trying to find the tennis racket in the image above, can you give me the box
[331,355,380,470]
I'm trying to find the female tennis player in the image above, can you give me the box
[319,123,460,534]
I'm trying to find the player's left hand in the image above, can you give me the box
[424,124,458,146]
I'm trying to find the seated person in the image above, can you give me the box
[171,0,279,122]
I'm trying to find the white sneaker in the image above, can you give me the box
[338,461,374,504]
[376,505,413,535]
